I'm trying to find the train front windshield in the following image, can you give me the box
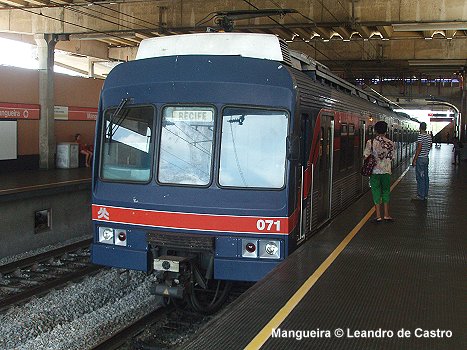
[99,105,288,189]
[101,105,155,182]
[219,107,288,189]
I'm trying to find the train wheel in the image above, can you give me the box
[171,295,189,310]
[188,279,232,315]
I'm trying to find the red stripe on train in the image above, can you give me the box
[92,204,299,235]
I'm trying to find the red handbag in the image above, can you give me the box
[361,140,376,176]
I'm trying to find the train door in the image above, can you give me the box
[402,129,407,160]
[359,120,366,193]
[398,129,402,165]
[299,113,312,242]
[401,128,407,161]
[314,115,334,226]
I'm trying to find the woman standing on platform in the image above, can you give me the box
[363,121,395,223]
[75,133,93,167]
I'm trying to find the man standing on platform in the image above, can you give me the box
[412,122,432,201]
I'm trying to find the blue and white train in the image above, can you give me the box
[91,33,418,313]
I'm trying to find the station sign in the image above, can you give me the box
[0,103,40,120]
[0,103,97,121]
[54,106,97,121]
[430,117,453,122]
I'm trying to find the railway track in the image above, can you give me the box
[0,238,102,310]
[91,282,254,350]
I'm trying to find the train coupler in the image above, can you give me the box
[149,255,191,299]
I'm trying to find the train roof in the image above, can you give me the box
[136,32,288,63]
[135,33,400,114]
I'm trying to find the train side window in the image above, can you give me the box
[339,123,348,171]
[319,126,325,167]
[347,124,355,168]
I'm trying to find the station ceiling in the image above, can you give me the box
[0,0,466,79]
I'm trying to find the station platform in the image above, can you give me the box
[0,167,92,258]
[0,167,91,198]
[184,146,466,349]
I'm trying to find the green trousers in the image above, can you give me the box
[370,173,391,205]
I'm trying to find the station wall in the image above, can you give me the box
[0,65,103,172]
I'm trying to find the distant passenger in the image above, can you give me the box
[363,121,395,223]
[452,137,463,165]
[75,133,93,168]
[434,133,441,148]
[412,122,432,201]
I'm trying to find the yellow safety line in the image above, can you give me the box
[245,167,410,350]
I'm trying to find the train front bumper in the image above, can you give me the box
[91,243,150,272]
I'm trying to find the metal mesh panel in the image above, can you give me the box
[147,231,214,251]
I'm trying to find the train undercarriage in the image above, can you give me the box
[147,231,232,314]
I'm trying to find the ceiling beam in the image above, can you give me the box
[54,60,106,79]
[445,30,457,39]
[376,25,393,39]
[393,22,467,31]
[27,0,50,5]
[355,25,372,39]
[313,26,331,40]
[333,26,351,40]
[293,28,313,40]
[135,32,152,40]
[0,0,27,6]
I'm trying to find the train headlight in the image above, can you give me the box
[98,227,114,244]
[265,242,279,255]
[259,240,281,259]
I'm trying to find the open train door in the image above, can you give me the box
[313,114,334,227]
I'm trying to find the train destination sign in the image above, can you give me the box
[169,110,213,123]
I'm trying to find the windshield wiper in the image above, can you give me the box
[106,97,131,155]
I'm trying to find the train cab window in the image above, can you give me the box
[101,105,155,182]
[219,107,288,188]
[158,106,215,186]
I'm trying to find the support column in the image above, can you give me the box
[35,34,57,169]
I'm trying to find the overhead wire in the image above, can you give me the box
[173,124,211,153]
[80,0,163,31]
[264,0,380,79]
[240,0,337,63]
[4,3,140,44]
[162,126,211,156]
[314,0,378,58]
[4,0,163,46]
[61,6,142,33]
[160,148,210,178]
